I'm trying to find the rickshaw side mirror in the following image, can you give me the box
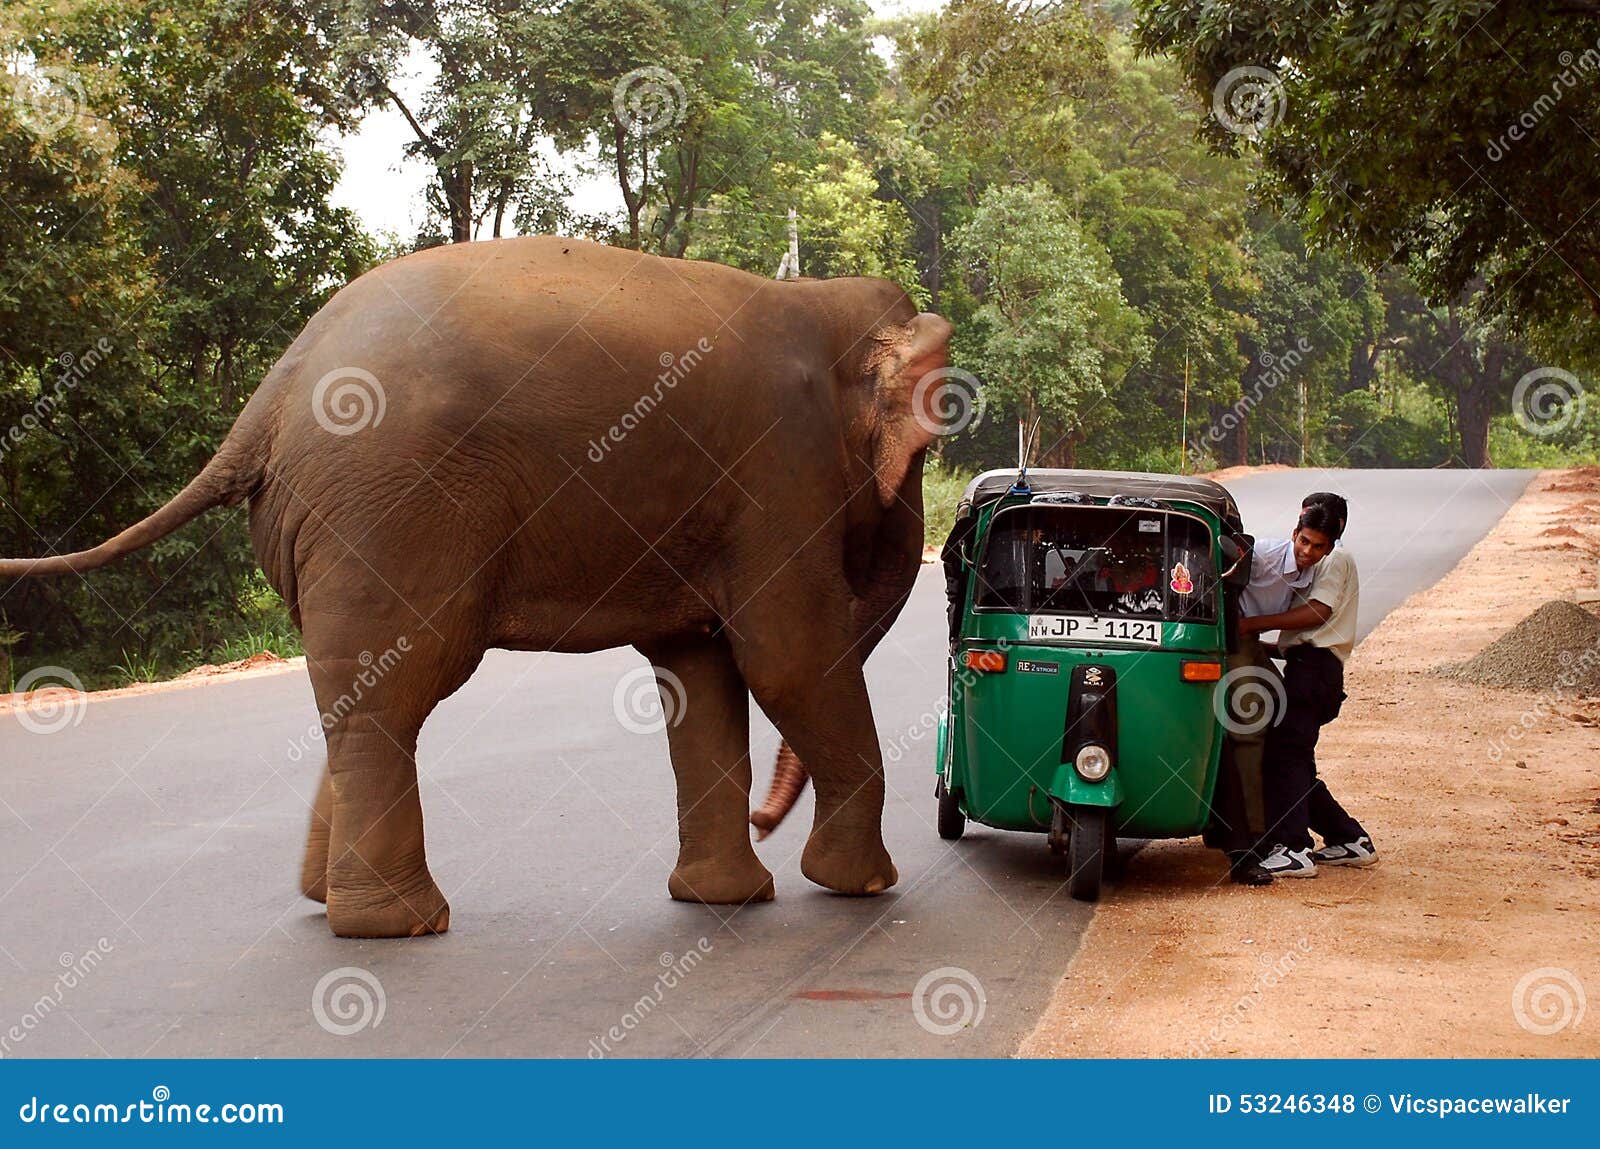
[1218,535,1251,586]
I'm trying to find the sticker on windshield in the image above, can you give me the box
[1170,562,1194,595]
[1138,519,1161,533]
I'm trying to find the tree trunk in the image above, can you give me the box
[1040,426,1082,468]
[443,162,473,243]
[1458,384,1493,468]
[614,120,642,249]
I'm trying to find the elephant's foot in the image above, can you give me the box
[668,855,775,905]
[326,867,451,938]
[801,828,898,896]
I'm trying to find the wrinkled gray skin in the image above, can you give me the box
[0,237,951,937]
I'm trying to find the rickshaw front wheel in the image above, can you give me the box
[936,781,966,841]
[1067,806,1107,902]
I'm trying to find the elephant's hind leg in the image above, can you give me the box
[302,611,482,938]
[641,634,775,905]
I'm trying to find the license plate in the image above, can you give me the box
[1026,614,1162,646]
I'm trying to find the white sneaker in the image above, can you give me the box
[1310,836,1378,867]
[1259,843,1318,878]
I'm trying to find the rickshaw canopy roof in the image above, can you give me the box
[957,469,1242,533]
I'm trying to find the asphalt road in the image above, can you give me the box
[0,468,1533,1058]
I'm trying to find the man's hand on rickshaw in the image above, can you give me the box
[1241,600,1332,638]
[750,741,808,840]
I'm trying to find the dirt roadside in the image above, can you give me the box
[1020,469,1600,1058]
[0,650,303,716]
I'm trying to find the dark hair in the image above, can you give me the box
[1297,502,1344,542]
[1302,491,1347,536]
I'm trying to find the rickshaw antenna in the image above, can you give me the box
[1011,418,1040,493]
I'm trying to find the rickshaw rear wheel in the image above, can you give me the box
[1067,806,1107,902]
[936,780,966,841]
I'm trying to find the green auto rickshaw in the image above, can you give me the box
[933,469,1251,901]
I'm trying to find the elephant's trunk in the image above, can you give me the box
[749,741,808,840]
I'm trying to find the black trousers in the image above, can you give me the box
[1203,635,1273,857]
[1263,646,1366,852]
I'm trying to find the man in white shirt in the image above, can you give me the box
[1206,504,1337,885]
[1239,534,1320,618]
[1242,494,1375,877]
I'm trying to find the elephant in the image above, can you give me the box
[0,236,951,938]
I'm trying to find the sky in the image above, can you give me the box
[328,0,946,239]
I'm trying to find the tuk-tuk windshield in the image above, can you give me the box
[975,504,1216,622]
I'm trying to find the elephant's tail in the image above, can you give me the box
[750,741,810,840]
[0,429,264,579]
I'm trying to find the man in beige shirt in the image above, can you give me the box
[1238,494,1375,877]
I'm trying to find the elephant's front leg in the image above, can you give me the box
[641,634,775,905]
[733,612,897,896]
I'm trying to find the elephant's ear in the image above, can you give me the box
[867,312,954,508]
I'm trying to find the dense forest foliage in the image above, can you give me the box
[3,0,1597,684]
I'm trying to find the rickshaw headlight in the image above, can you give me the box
[1074,744,1113,782]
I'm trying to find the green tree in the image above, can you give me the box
[1136,0,1600,331]
[5,0,373,675]
[949,183,1149,466]
[688,132,919,285]
[1223,216,1378,467]
[1071,42,1259,472]
[332,0,583,243]
[1384,278,1534,467]
[550,0,887,254]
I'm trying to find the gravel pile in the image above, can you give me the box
[1444,600,1600,695]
